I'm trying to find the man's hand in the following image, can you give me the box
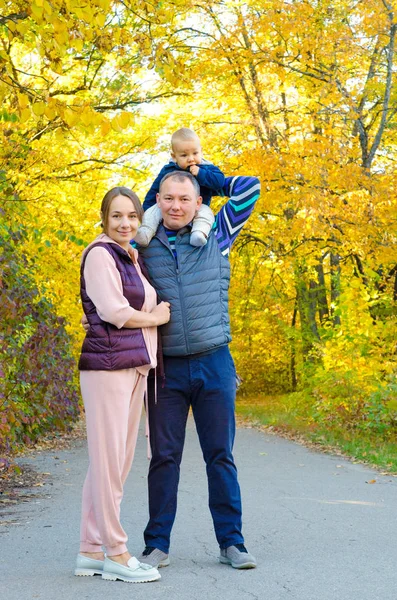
[189,165,200,177]
[81,314,89,332]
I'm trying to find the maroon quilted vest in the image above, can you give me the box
[78,242,151,371]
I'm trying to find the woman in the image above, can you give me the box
[74,187,170,583]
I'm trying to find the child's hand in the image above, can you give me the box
[189,165,200,177]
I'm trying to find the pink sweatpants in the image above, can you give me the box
[79,368,146,556]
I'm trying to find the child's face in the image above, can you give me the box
[171,140,203,170]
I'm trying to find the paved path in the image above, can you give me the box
[1,417,396,600]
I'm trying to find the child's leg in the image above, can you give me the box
[134,205,162,246]
[190,204,215,247]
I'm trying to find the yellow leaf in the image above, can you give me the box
[19,108,32,123]
[71,38,84,52]
[111,114,123,132]
[101,119,111,136]
[118,111,132,128]
[31,2,43,19]
[44,105,57,120]
[64,108,79,127]
[80,110,93,126]
[18,94,29,109]
[95,13,106,27]
[16,21,30,35]
[43,0,52,15]
[32,102,46,116]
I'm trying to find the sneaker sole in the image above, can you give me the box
[102,572,161,583]
[158,558,170,568]
[219,556,257,569]
[138,557,170,568]
[74,568,103,576]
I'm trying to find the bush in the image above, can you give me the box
[0,219,80,466]
[311,368,397,434]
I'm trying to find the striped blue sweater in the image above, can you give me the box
[163,175,260,257]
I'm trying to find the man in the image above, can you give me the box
[137,170,261,570]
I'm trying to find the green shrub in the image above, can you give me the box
[0,217,80,467]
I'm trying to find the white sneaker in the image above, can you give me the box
[134,225,156,247]
[74,553,104,576]
[101,556,161,583]
[190,230,208,247]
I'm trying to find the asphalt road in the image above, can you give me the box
[1,417,396,600]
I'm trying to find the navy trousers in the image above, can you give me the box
[144,345,244,553]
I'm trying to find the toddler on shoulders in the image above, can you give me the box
[135,127,225,247]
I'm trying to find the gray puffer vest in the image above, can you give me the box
[138,225,231,356]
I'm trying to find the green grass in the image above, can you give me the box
[236,392,397,474]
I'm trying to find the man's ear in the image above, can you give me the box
[156,193,161,206]
[196,195,203,209]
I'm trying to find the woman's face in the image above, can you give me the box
[104,195,140,249]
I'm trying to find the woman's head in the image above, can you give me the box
[100,187,143,249]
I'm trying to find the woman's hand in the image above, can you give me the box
[81,314,89,332]
[151,301,171,325]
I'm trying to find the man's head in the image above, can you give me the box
[156,171,202,230]
[171,127,203,170]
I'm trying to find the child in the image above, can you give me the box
[134,128,225,247]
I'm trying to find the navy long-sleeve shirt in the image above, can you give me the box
[143,159,225,211]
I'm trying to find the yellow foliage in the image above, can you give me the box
[0,0,396,409]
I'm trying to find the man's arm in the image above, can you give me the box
[215,176,261,256]
[194,163,225,193]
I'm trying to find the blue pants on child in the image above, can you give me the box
[144,345,244,553]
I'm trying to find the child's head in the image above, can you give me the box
[171,128,203,170]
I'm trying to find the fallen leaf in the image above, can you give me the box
[366,479,376,484]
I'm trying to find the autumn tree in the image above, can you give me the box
[1,0,397,443]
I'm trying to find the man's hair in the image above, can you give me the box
[159,170,200,197]
[171,127,200,148]
[100,186,143,232]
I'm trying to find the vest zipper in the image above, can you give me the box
[175,263,190,354]
[157,233,190,354]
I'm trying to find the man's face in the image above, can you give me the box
[171,140,203,170]
[156,177,202,230]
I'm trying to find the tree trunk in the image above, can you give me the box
[330,253,341,326]
[290,298,298,391]
[296,271,320,361]
[315,261,330,323]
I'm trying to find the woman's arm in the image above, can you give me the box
[83,247,170,328]
[123,301,170,328]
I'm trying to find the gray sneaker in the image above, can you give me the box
[138,546,170,568]
[219,544,257,569]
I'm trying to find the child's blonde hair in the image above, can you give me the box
[171,127,200,149]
